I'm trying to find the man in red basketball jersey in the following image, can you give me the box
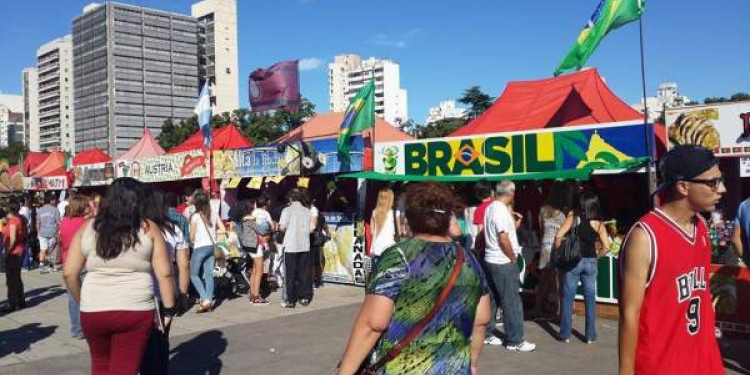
[619,145,725,375]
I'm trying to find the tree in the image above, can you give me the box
[730,92,750,102]
[458,86,495,120]
[0,141,29,165]
[414,118,467,139]
[704,92,750,104]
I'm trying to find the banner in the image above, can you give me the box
[321,213,366,285]
[213,137,365,179]
[23,176,67,190]
[666,101,750,156]
[119,150,209,183]
[72,162,115,187]
[374,122,651,177]
[249,60,301,112]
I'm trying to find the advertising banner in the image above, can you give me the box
[118,150,209,183]
[213,137,365,179]
[666,101,750,157]
[72,162,116,187]
[321,212,366,286]
[374,122,651,178]
[23,176,68,190]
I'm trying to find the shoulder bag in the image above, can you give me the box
[553,216,581,271]
[357,246,465,375]
[199,213,225,261]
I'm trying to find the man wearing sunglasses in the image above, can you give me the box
[619,145,725,375]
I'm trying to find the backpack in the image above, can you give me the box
[239,220,258,248]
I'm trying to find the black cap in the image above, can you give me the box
[655,145,718,194]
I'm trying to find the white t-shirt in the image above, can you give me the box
[191,213,217,249]
[251,208,273,233]
[484,200,522,265]
[370,209,396,257]
[58,200,69,217]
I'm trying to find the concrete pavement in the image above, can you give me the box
[1,271,748,374]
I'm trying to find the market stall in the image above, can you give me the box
[25,151,69,191]
[71,148,114,188]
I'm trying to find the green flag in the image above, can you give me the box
[337,80,375,164]
[554,0,645,76]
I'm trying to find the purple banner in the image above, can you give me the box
[249,60,301,112]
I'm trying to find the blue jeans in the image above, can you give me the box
[485,262,525,346]
[560,257,598,341]
[68,292,82,337]
[190,246,215,302]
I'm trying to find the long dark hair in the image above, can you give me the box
[545,181,573,214]
[94,178,145,260]
[194,191,211,220]
[575,191,603,221]
[139,187,176,237]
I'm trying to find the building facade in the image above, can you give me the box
[73,2,199,155]
[329,54,408,125]
[192,0,240,115]
[631,82,692,121]
[22,68,40,150]
[37,35,75,152]
[0,95,25,148]
[424,100,467,125]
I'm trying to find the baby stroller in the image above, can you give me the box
[214,242,251,301]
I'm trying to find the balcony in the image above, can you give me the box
[39,99,60,110]
[39,81,60,92]
[38,62,59,74]
[38,90,60,102]
[39,110,61,121]
[38,71,60,83]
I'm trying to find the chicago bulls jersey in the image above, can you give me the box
[622,209,724,375]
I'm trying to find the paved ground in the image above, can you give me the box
[1,272,748,374]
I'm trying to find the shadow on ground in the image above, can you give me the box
[169,330,227,375]
[0,323,58,358]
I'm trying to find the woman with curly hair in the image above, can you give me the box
[338,182,491,375]
[63,178,177,375]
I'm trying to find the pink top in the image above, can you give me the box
[60,217,87,264]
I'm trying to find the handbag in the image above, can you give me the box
[356,246,466,375]
[553,216,581,271]
[199,213,224,260]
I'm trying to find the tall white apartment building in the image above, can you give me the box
[22,68,39,150]
[192,0,240,115]
[329,54,408,125]
[37,35,75,152]
[0,94,24,148]
[425,100,467,124]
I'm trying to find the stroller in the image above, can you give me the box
[213,241,251,301]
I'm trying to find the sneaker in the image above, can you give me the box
[299,298,311,307]
[558,337,570,344]
[280,302,296,309]
[484,336,503,346]
[251,296,269,306]
[506,341,536,352]
[586,339,596,344]
[39,266,50,274]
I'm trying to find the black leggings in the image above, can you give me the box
[5,253,24,309]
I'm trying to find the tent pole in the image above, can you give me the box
[639,15,656,207]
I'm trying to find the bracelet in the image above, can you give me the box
[161,305,177,318]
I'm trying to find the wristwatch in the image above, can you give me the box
[161,305,177,318]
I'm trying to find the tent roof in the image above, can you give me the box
[118,129,165,161]
[73,147,112,166]
[30,151,67,177]
[23,151,49,175]
[168,124,254,154]
[451,69,643,137]
[275,113,415,143]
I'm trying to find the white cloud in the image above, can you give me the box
[299,58,324,71]
[370,28,425,48]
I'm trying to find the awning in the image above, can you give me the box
[168,124,254,154]
[338,157,649,182]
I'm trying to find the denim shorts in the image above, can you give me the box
[38,236,57,251]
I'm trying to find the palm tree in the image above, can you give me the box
[458,86,495,119]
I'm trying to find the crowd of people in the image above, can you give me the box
[0,145,734,374]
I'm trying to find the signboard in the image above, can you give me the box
[666,101,750,156]
[119,150,209,183]
[72,162,116,187]
[321,212,365,285]
[374,122,651,177]
[213,137,365,179]
[23,176,68,190]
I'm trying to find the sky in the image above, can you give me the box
[0,0,748,124]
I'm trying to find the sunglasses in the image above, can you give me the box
[683,176,725,191]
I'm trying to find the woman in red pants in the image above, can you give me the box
[64,178,177,375]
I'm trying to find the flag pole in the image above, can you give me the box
[639,15,656,204]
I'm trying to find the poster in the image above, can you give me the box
[121,150,209,183]
[72,162,116,186]
[666,101,750,156]
[374,122,651,177]
[213,137,365,178]
[321,212,366,285]
[23,176,68,190]
[741,157,750,178]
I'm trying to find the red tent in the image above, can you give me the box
[72,147,112,166]
[23,151,49,175]
[118,129,166,161]
[168,124,254,154]
[275,113,415,143]
[451,69,643,137]
[30,151,67,177]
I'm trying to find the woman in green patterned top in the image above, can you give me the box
[338,183,491,375]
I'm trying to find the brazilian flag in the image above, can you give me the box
[554,0,645,76]
[337,80,375,164]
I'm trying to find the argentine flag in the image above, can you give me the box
[194,82,212,147]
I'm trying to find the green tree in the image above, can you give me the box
[415,118,467,139]
[458,86,495,119]
[0,141,29,165]
[730,92,750,102]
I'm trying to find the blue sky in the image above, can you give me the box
[1,0,748,123]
